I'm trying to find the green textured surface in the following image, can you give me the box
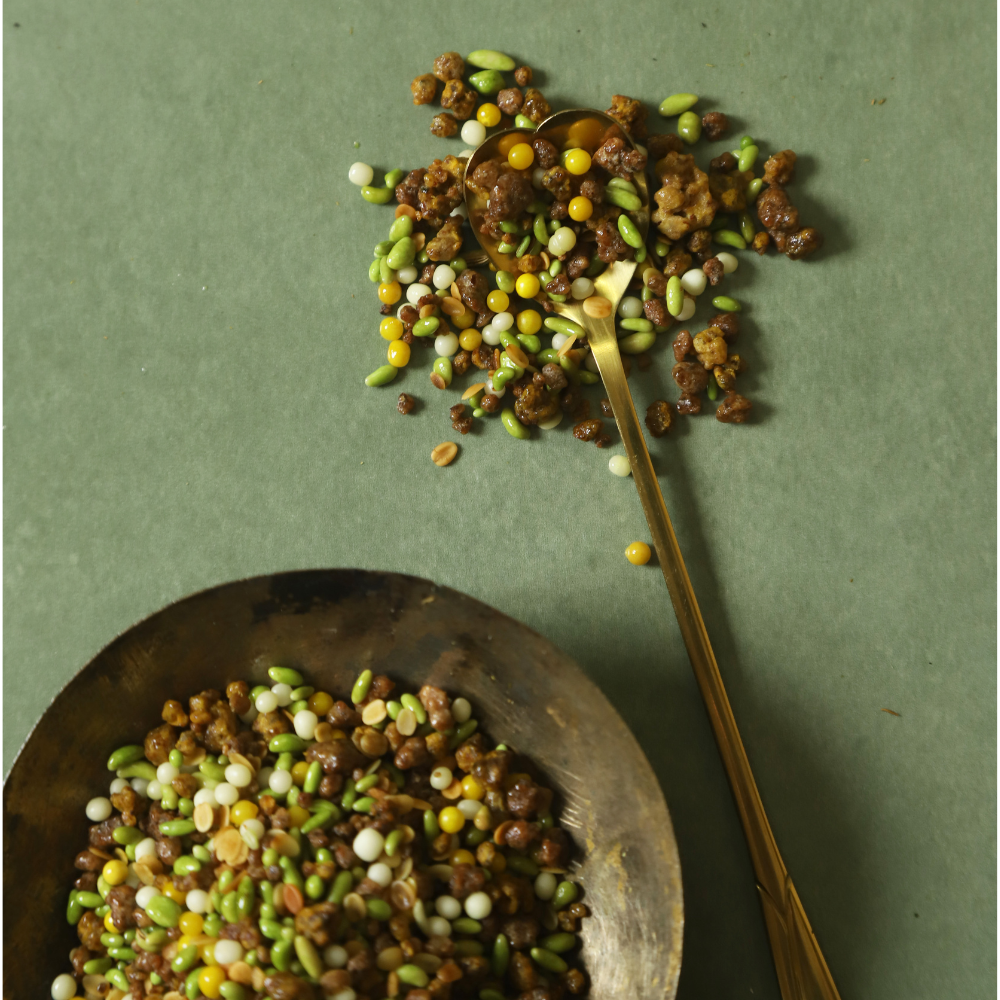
[4,2,995,996]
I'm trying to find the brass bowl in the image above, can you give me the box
[3,570,683,997]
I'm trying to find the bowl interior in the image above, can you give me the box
[3,569,683,997]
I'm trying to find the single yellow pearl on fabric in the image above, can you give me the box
[461,775,485,800]
[378,280,401,305]
[178,911,204,937]
[230,800,258,826]
[515,274,541,300]
[459,328,483,351]
[507,142,534,170]
[291,761,310,786]
[387,339,411,367]
[102,860,128,886]
[568,196,593,221]
[625,541,652,565]
[438,806,465,834]
[453,308,475,330]
[288,805,311,828]
[486,290,509,313]
[308,691,333,715]
[198,966,227,998]
[477,103,501,127]
[380,316,403,341]
[564,148,592,175]
[516,308,542,335]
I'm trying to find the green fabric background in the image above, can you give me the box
[4,2,995,996]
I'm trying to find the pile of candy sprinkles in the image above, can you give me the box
[52,667,590,1000]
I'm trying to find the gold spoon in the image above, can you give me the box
[464,109,843,1000]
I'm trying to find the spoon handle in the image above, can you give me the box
[587,315,842,1000]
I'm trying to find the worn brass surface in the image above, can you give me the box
[2,570,683,998]
[465,110,842,1000]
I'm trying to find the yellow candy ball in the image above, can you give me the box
[288,805,311,828]
[387,339,411,368]
[198,966,227,998]
[477,103,501,127]
[625,541,652,566]
[452,308,475,330]
[291,761,310,786]
[515,274,541,300]
[486,290,509,313]
[378,281,401,305]
[564,148,592,175]
[103,910,117,933]
[438,806,465,834]
[462,775,485,800]
[308,691,334,715]
[516,309,542,335]
[230,800,259,827]
[162,880,187,904]
[380,316,403,341]
[178,911,204,937]
[507,142,535,170]
[459,329,483,351]
[450,849,476,867]
[102,860,128,886]
[568,196,593,222]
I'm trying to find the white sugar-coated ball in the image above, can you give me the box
[551,332,568,351]
[481,324,501,346]
[461,120,486,146]
[538,411,563,430]
[324,944,349,968]
[430,766,453,791]
[135,838,158,861]
[156,763,179,784]
[242,818,265,840]
[239,705,258,725]
[271,683,293,707]
[406,282,431,305]
[534,872,557,900]
[255,690,278,714]
[86,797,112,822]
[428,916,452,937]
[51,974,77,1000]
[193,787,217,807]
[135,885,161,909]
[434,333,459,357]
[109,778,129,795]
[531,167,546,190]
[353,828,385,863]
[677,295,696,322]
[294,710,319,740]
[397,265,418,285]
[269,770,293,795]
[491,311,513,332]
[571,277,594,300]
[348,162,374,186]
[464,891,493,919]
[451,698,472,724]
[680,268,707,296]
[717,251,738,274]
[609,455,632,477]
[131,778,149,797]
[548,227,577,257]
[618,295,643,318]
[146,780,163,801]
[433,265,456,290]
[485,375,506,398]
[214,939,243,965]
[214,782,240,806]
[435,895,462,920]
[367,863,393,888]
[185,888,211,914]
[224,764,252,788]
[457,798,481,819]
